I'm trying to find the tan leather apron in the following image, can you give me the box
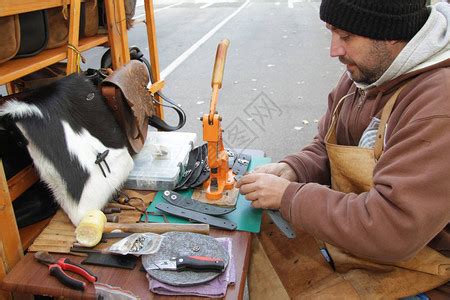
[323,86,450,299]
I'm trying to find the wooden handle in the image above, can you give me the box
[103,223,210,235]
[209,39,230,116]
[211,39,230,90]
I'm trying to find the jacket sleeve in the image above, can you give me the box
[280,79,450,262]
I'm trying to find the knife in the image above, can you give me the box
[146,256,225,272]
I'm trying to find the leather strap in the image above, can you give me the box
[175,146,202,189]
[267,210,296,239]
[178,147,204,189]
[373,84,408,160]
[148,103,186,132]
[156,203,237,230]
[162,190,235,216]
[102,85,129,138]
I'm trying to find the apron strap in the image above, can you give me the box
[373,84,408,160]
[325,91,356,144]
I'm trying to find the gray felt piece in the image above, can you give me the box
[142,231,229,286]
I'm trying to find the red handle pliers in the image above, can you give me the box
[35,251,97,291]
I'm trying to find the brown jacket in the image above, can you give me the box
[280,59,450,263]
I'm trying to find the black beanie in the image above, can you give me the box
[320,0,430,41]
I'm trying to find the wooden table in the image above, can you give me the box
[1,229,251,299]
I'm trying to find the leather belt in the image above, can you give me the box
[267,210,296,239]
[156,203,237,231]
[176,143,209,190]
[162,190,235,216]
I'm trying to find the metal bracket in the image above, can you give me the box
[156,203,237,231]
[162,190,235,216]
[232,153,252,181]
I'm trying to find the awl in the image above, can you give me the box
[146,256,225,272]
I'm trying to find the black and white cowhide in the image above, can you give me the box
[0,74,133,225]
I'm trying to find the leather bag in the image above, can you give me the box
[47,0,98,48]
[16,10,48,58]
[12,62,67,92]
[0,15,20,64]
[46,7,69,49]
[80,0,99,37]
[101,60,155,154]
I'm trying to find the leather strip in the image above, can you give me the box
[175,145,202,189]
[162,191,235,216]
[187,143,210,188]
[373,84,408,160]
[178,145,205,190]
[267,210,296,239]
[156,203,237,231]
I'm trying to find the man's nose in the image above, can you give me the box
[330,34,345,57]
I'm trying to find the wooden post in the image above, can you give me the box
[144,0,164,119]
[0,160,23,299]
[67,0,81,74]
[104,0,130,69]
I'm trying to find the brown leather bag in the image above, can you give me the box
[47,0,98,48]
[80,0,99,37]
[0,15,20,64]
[46,7,69,49]
[101,60,155,154]
[12,62,67,92]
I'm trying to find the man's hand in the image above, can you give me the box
[253,162,298,182]
[236,173,290,209]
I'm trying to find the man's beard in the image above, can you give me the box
[339,56,386,85]
[339,42,393,85]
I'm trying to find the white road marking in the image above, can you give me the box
[160,0,251,79]
[288,0,293,8]
[200,2,215,9]
[134,2,183,20]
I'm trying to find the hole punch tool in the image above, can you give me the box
[34,251,97,291]
[200,39,235,200]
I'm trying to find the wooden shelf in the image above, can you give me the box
[0,0,70,17]
[19,217,52,250]
[7,165,39,203]
[0,35,109,85]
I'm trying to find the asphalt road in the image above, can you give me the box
[125,0,344,161]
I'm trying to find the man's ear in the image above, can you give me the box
[388,40,407,56]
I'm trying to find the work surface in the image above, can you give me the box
[1,229,251,299]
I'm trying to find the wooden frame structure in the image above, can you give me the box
[0,1,162,298]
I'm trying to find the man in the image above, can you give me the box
[238,0,450,298]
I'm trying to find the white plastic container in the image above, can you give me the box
[124,131,196,191]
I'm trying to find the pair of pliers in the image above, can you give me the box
[34,251,97,291]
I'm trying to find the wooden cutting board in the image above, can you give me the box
[28,189,156,253]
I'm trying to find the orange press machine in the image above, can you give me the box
[201,39,235,200]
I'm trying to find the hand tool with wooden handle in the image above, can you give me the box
[75,210,210,247]
[103,222,210,234]
[201,39,234,200]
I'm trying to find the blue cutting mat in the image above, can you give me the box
[142,157,271,233]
